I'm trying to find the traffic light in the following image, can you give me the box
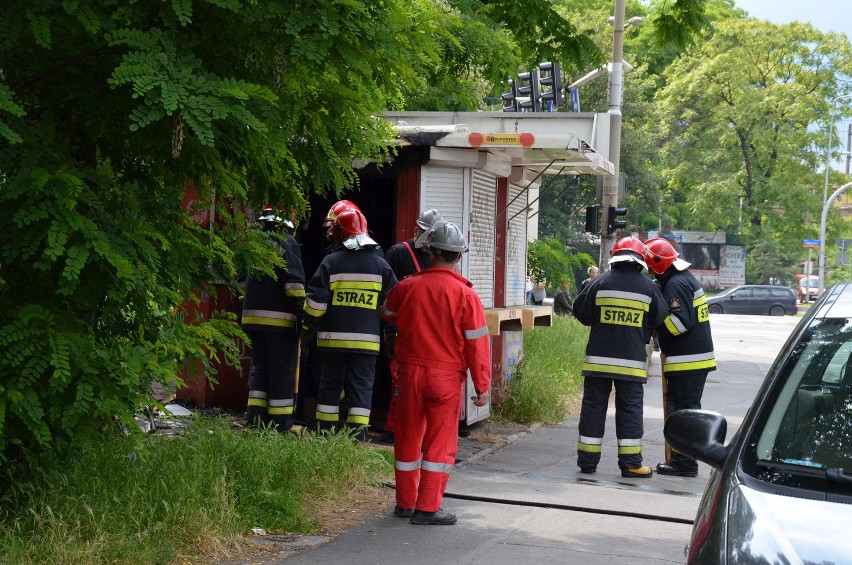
[606,206,628,234]
[538,62,562,111]
[516,70,541,112]
[584,205,600,233]
[501,79,520,112]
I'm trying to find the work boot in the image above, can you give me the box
[579,466,596,474]
[621,466,653,478]
[656,463,698,477]
[394,505,413,518]
[410,509,457,525]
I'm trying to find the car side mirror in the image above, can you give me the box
[664,409,730,470]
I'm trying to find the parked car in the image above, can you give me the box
[706,285,797,316]
[665,282,852,564]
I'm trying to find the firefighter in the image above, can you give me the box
[572,236,666,477]
[644,237,716,477]
[382,208,443,438]
[303,208,397,441]
[381,220,490,525]
[242,208,306,431]
[321,199,359,246]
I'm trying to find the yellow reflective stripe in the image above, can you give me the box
[346,414,370,426]
[243,309,297,321]
[596,297,650,312]
[318,339,381,352]
[618,445,643,455]
[247,398,267,407]
[242,316,297,328]
[269,406,294,415]
[664,315,685,336]
[578,441,602,453]
[665,359,717,372]
[315,412,338,422]
[285,289,306,297]
[304,305,325,318]
[583,362,647,378]
[330,280,383,291]
[693,295,707,307]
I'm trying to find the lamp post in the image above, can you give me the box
[820,180,852,295]
[819,94,852,293]
[600,1,641,267]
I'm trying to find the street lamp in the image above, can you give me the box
[820,181,852,296]
[600,1,641,268]
[819,94,852,293]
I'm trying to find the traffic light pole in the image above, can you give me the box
[600,0,626,270]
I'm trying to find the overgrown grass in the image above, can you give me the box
[0,419,393,565]
[494,316,589,424]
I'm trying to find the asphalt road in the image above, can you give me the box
[277,313,801,564]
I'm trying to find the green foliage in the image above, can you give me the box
[527,238,595,295]
[656,16,852,282]
[0,419,392,564]
[494,316,588,424]
[0,0,442,466]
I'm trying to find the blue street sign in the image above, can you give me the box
[803,239,820,248]
[569,88,580,112]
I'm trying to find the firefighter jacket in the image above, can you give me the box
[303,247,397,354]
[242,233,306,333]
[385,238,430,280]
[380,268,491,395]
[573,265,666,383]
[655,269,716,376]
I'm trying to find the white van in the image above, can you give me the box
[798,275,820,303]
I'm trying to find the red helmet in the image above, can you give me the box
[644,237,690,275]
[609,236,648,269]
[332,209,378,250]
[322,200,360,240]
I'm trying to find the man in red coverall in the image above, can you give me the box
[381,220,491,526]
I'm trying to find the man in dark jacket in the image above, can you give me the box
[553,281,573,316]
[242,209,306,431]
[572,237,666,478]
[303,209,397,441]
[644,237,716,477]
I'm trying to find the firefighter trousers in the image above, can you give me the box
[315,351,376,441]
[246,330,298,431]
[664,371,708,471]
[577,376,645,470]
[394,364,462,513]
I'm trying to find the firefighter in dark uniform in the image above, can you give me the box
[644,237,716,477]
[382,208,443,437]
[303,208,398,441]
[572,237,666,477]
[242,209,306,431]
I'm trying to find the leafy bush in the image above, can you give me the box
[527,238,595,295]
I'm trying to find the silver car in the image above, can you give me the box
[666,283,852,564]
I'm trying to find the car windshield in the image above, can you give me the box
[744,317,852,489]
[714,287,737,298]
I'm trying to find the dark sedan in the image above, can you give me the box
[706,285,798,316]
[666,282,852,564]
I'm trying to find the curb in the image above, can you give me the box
[458,422,542,467]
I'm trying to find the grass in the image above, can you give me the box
[0,419,393,565]
[493,316,588,424]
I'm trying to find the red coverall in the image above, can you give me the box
[381,267,491,513]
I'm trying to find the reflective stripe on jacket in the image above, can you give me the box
[573,266,666,383]
[304,248,397,354]
[657,270,716,376]
[242,233,305,333]
[381,267,491,395]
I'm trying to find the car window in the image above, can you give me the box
[734,288,753,299]
[752,287,769,299]
[747,318,852,484]
[770,288,793,298]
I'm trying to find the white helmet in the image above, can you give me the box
[426,221,468,253]
[416,208,443,230]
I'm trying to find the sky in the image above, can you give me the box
[733,0,851,40]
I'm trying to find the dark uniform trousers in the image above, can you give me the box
[665,371,708,472]
[316,351,376,441]
[246,329,299,431]
[577,376,645,470]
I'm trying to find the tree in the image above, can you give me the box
[656,18,852,282]
[0,0,443,466]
